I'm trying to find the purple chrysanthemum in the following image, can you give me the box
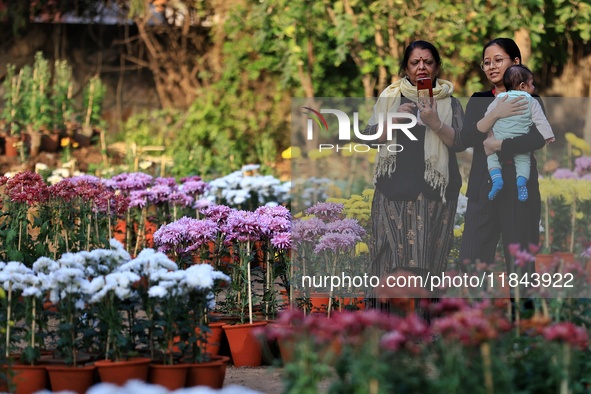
[105,172,154,192]
[324,218,366,238]
[254,205,291,220]
[194,198,213,210]
[153,216,219,255]
[291,218,326,245]
[575,156,591,176]
[271,232,291,251]
[153,177,177,187]
[553,168,578,179]
[146,184,174,205]
[267,216,291,234]
[201,204,234,224]
[221,210,267,243]
[168,191,194,208]
[182,180,210,196]
[304,202,344,222]
[313,232,360,253]
[129,190,150,209]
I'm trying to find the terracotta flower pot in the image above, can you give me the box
[148,363,189,390]
[199,322,226,357]
[169,321,226,355]
[4,135,20,157]
[185,355,228,389]
[556,252,575,264]
[95,357,151,385]
[308,292,330,313]
[11,364,48,394]
[338,295,366,310]
[535,253,555,274]
[46,365,96,394]
[41,133,60,152]
[222,321,267,367]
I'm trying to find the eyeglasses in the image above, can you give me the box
[480,57,511,71]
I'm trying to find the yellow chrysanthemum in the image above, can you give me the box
[460,182,468,196]
[307,150,325,160]
[565,132,591,156]
[340,143,355,157]
[362,189,374,199]
[281,146,301,159]
[361,148,378,163]
[453,223,464,238]
[355,242,369,255]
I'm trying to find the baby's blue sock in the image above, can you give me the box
[488,168,503,200]
[517,176,528,202]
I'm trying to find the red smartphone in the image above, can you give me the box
[417,78,433,106]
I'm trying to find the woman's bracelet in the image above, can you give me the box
[435,120,445,133]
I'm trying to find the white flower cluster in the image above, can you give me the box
[0,239,230,310]
[206,165,291,207]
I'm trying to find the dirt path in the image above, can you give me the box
[224,366,284,393]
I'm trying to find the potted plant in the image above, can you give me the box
[0,262,49,393]
[146,262,230,389]
[88,268,151,385]
[178,264,230,388]
[24,52,53,157]
[33,255,96,393]
[46,59,75,152]
[146,269,189,390]
[0,171,49,266]
[1,64,25,158]
[78,74,105,145]
[220,209,269,367]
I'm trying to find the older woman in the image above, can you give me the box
[363,40,464,303]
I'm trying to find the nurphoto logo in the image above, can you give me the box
[303,106,418,153]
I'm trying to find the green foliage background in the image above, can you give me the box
[2,0,591,177]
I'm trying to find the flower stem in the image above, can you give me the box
[480,342,494,394]
[544,197,550,251]
[107,199,112,241]
[6,282,12,358]
[31,297,36,361]
[560,343,571,394]
[569,202,576,253]
[247,241,253,325]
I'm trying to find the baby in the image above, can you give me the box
[478,64,554,201]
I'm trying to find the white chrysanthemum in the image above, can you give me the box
[183,264,230,291]
[183,264,213,290]
[20,272,45,298]
[32,257,58,274]
[148,285,167,298]
[87,276,107,295]
[120,248,177,277]
[0,262,34,290]
[58,253,87,271]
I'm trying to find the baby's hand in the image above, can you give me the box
[546,137,555,144]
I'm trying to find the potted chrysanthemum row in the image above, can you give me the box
[0,239,230,393]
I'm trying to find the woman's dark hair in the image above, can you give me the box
[482,38,522,62]
[398,40,441,76]
[503,64,533,90]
